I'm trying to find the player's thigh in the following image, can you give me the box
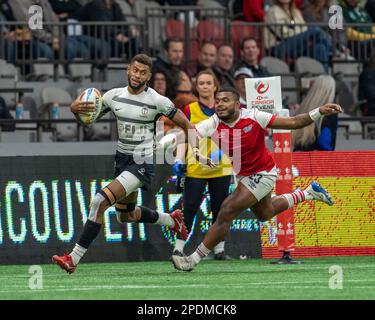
[219,183,259,221]
[115,170,143,198]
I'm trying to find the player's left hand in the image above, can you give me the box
[318,104,343,116]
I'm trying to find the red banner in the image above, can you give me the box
[273,131,295,252]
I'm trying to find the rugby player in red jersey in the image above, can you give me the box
[172,87,342,271]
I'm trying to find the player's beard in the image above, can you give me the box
[216,107,236,121]
[128,75,147,91]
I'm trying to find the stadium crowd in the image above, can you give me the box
[1,0,375,144]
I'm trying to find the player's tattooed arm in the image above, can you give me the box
[269,104,343,130]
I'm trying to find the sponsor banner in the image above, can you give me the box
[0,156,262,264]
[262,151,375,258]
[273,131,295,252]
[245,76,282,113]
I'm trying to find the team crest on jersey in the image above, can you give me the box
[141,107,148,117]
[243,125,253,133]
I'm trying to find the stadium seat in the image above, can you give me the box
[333,61,362,84]
[197,20,225,47]
[165,19,186,39]
[260,56,300,106]
[281,76,299,107]
[68,61,92,81]
[260,56,290,75]
[40,87,77,141]
[0,62,17,78]
[31,59,65,81]
[230,21,261,60]
[295,57,326,77]
[0,78,17,107]
[83,112,112,141]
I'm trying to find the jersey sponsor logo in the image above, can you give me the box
[138,168,146,175]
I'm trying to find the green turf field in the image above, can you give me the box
[0,256,374,300]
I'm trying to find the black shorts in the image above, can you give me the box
[114,151,155,191]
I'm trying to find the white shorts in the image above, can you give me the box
[236,166,278,201]
[116,171,143,196]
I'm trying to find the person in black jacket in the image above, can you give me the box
[0,96,15,132]
[358,49,375,116]
[72,0,139,58]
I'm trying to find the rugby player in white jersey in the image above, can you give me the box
[52,54,213,274]
[172,88,343,272]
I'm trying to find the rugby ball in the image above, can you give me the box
[78,88,103,125]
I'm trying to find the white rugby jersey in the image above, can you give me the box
[101,86,176,157]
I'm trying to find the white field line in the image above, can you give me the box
[0,264,374,279]
[0,280,374,294]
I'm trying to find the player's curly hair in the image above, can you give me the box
[130,54,153,71]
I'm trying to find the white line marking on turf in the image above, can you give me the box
[0,280,374,294]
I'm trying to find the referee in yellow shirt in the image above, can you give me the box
[172,69,233,259]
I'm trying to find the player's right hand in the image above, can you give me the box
[70,92,95,114]
[172,160,186,177]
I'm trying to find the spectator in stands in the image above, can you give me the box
[264,0,332,72]
[358,49,375,116]
[72,0,139,58]
[340,0,375,60]
[172,70,198,109]
[233,67,253,108]
[243,0,266,22]
[214,44,235,87]
[48,0,82,20]
[236,38,272,77]
[366,0,375,21]
[185,42,218,78]
[153,38,184,72]
[0,6,15,63]
[9,0,83,60]
[242,0,303,22]
[156,0,197,5]
[49,0,111,60]
[304,0,351,56]
[0,96,15,131]
[292,75,338,151]
[116,0,142,40]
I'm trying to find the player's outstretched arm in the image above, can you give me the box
[170,109,216,168]
[269,104,343,130]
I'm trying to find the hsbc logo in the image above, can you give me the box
[255,81,270,95]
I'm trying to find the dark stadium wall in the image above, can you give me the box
[0,156,262,265]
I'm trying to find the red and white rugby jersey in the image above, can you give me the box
[195,108,277,176]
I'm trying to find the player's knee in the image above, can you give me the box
[88,192,110,220]
[116,211,138,223]
[257,208,275,222]
[115,203,137,224]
